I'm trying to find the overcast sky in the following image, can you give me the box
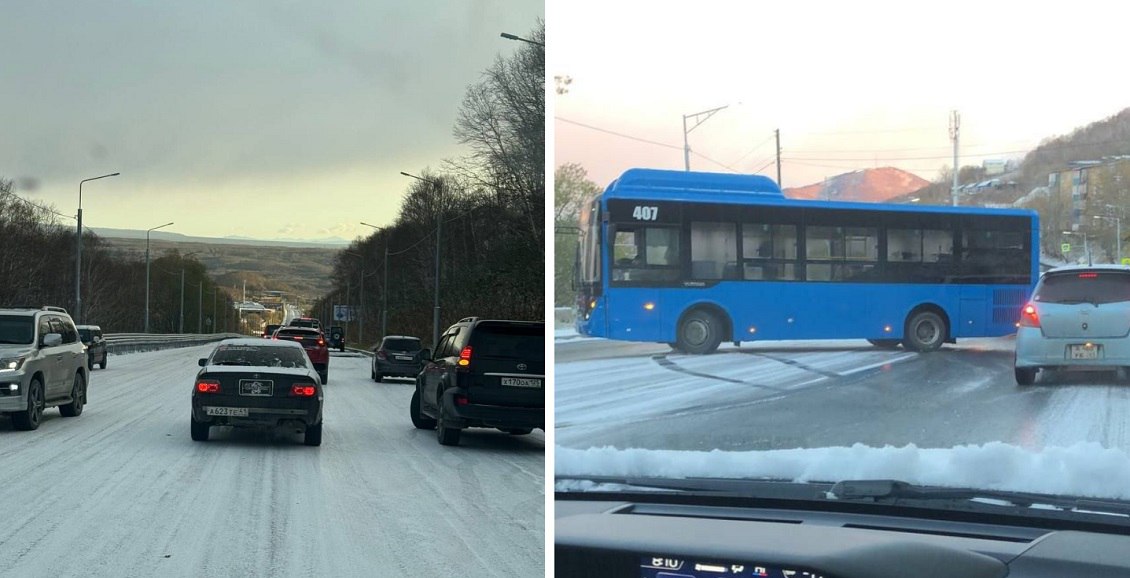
[1,0,543,241]
[551,0,1130,190]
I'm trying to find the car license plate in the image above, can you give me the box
[239,380,273,396]
[501,377,542,388]
[395,355,413,361]
[1068,344,1101,360]
[205,406,249,417]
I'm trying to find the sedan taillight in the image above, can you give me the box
[1018,303,1041,328]
[291,384,317,397]
[195,380,220,393]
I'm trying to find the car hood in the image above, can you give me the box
[0,345,34,357]
[556,441,1130,502]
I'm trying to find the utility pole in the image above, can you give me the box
[198,282,203,334]
[775,128,782,185]
[949,110,960,206]
[179,269,185,333]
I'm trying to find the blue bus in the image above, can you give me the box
[575,168,1040,353]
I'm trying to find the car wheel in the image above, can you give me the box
[410,389,437,429]
[319,371,328,384]
[374,372,383,383]
[902,310,947,352]
[1015,367,1037,386]
[190,415,210,441]
[87,357,94,371]
[12,377,45,430]
[435,394,461,446]
[370,364,376,380]
[99,355,107,370]
[676,309,723,354]
[503,428,532,435]
[304,422,323,446]
[59,372,86,417]
[867,339,901,349]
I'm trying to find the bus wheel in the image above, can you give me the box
[677,310,723,354]
[867,339,901,349]
[902,310,946,352]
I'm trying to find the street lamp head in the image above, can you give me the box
[500,32,518,40]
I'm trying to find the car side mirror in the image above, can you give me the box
[420,348,431,360]
[41,333,63,348]
[198,358,208,367]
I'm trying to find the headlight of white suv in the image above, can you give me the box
[0,357,26,372]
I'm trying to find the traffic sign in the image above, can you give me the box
[1061,243,1071,253]
[1122,258,1130,266]
[333,305,355,322]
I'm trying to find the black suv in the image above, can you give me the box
[371,335,425,382]
[411,317,544,446]
[76,324,107,370]
[328,326,345,351]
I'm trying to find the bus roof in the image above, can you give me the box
[602,168,1038,218]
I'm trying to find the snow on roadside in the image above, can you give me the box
[556,442,1130,501]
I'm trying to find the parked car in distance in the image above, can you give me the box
[1015,264,1130,385]
[190,338,323,446]
[371,335,425,382]
[412,317,544,446]
[76,324,107,370]
[262,324,281,339]
[288,317,321,331]
[328,326,345,352]
[0,306,88,430]
[274,326,329,383]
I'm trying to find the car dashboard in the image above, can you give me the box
[555,496,1130,578]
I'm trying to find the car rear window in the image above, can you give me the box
[1034,271,1130,305]
[469,324,543,359]
[211,345,308,368]
[383,338,420,351]
[78,329,93,342]
[276,329,318,339]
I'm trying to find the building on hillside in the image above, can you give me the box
[1047,156,1130,230]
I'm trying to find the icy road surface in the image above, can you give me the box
[556,336,1130,454]
[0,346,543,577]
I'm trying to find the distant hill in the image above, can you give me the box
[91,227,350,248]
[784,167,929,202]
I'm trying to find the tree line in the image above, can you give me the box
[0,179,236,333]
[310,22,545,349]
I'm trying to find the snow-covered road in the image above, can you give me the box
[0,346,544,577]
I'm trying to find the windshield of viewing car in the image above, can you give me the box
[210,345,308,368]
[554,0,1130,511]
[0,316,34,345]
[1034,271,1130,305]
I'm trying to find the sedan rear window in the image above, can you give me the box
[211,345,308,368]
[1034,271,1130,305]
[383,338,421,351]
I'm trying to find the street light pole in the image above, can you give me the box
[499,32,545,47]
[682,106,728,171]
[400,172,443,349]
[145,221,174,333]
[360,221,390,338]
[76,172,119,323]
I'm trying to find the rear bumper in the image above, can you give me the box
[191,397,323,427]
[375,360,422,377]
[441,388,543,430]
[1015,327,1130,368]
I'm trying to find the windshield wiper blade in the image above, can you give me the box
[830,479,1130,516]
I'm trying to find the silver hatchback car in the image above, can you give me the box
[1015,265,1130,385]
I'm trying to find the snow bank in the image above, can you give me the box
[556,442,1130,500]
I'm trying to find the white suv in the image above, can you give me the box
[0,306,89,430]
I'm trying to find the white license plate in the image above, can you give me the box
[1069,344,1101,360]
[395,355,413,361]
[501,377,542,388]
[205,406,249,417]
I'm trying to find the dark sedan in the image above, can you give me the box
[190,338,324,446]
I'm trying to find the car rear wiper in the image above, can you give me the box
[829,479,1130,516]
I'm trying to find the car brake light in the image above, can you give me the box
[455,394,469,406]
[291,384,317,397]
[1078,272,1099,279]
[1018,303,1040,328]
[458,346,472,367]
[317,337,325,347]
[195,379,220,393]
[377,350,387,360]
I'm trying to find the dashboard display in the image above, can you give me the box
[641,556,829,578]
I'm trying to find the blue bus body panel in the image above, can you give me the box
[578,168,1040,346]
